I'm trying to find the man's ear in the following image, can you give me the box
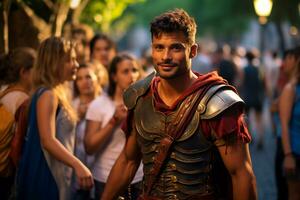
[189,44,198,58]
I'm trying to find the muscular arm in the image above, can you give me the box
[101,126,142,200]
[218,141,257,200]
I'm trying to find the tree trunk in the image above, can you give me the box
[2,0,10,54]
[72,0,89,25]
[53,3,70,37]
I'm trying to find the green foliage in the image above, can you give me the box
[125,0,197,26]
[122,0,254,39]
[80,0,145,33]
[196,0,254,37]
[15,0,300,41]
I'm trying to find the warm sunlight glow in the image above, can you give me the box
[254,0,273,17]
[70,0,81,9]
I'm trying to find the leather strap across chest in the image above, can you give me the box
[145,89,205,196]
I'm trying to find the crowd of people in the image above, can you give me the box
[0,35,145,200]
[0,8,299,200]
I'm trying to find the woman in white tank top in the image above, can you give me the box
[85,53,144,200]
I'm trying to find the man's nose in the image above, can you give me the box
[162,49,172,61]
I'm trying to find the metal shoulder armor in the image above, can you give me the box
[123,72,156,110]
[197,84,244,119]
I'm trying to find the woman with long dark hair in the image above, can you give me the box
[72,63,100,200]
[279,46,300,200]
[84,53,144,200]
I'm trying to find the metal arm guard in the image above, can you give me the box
[123,72,155,110]
[197,84,245,119]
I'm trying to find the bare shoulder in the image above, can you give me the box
[37,89,58,110]
[282,82,296,93]
[281,82,296,101]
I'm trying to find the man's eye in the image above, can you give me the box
[171,45,183,51]
[154,46,164,50]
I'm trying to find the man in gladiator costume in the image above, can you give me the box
[101,8,257,200]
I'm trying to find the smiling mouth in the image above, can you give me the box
[159,63,177,67]
[159,64,177,70]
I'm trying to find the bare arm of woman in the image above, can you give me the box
[37,90,93,189]
[279,82,297,174]
[84,104,127,154]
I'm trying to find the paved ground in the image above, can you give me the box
[248,101,277,200]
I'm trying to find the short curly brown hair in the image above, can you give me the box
[150,9,197,45]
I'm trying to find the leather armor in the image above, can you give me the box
[123,74,244,199]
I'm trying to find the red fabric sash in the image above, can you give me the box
[122,71,251,142]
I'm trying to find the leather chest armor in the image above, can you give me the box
[123,73,244,199]
[134,93,214,199]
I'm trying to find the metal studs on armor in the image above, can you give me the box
[171,152,176,158]
[171,194,178,199]
[170,163,177,170]
[171,175,177,182]
[152,145,156,150]
[173,184,178,190]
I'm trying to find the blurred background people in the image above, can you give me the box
[70,24,94,65]
[241,50,265,149]
[0,47,36,200]
[192,43,212,74]
[89,33,117,70]
[278,46,300,200]
[264,50,281,100]
[16,37,93,200]
[84,53,144,200]
[89,60,109,90]
[71,63,101,200]
[140,48,155,76]
[212,46,239,87]
[272,48,300,200]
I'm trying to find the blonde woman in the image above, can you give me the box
[16,37,93,200]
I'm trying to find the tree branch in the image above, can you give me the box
[53,2,70,36]
[2,0,12,53]
[43,0,54,10]
[18,1,51,40]
[72,0,89,24]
